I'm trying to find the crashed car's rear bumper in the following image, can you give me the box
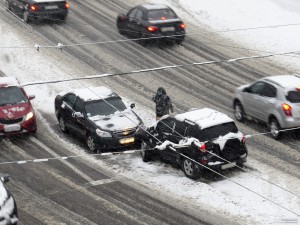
[206,154,247,171]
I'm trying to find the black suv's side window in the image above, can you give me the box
[135,9,144,20]
[128,8,138,18]
[261,83,276,98]
[157,117,176,134]
[63,93,76,108]
[173,120,188,137]
[248,82,265,95]
[73,97,84,113]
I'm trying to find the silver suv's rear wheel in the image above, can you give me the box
[270,118,281,139]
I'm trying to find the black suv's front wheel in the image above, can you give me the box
[141,141,152,162]
[181,158,200,180]
[86,134,97,152]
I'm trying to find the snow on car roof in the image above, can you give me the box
[72,86,117,101]
[264,75,300,89]
[175,108,234,129]
[141,4,169,10]
[0,77,19,87]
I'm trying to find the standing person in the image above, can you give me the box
[152,87,174,120]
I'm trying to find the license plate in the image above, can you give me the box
[4,124,21,133]
[221,162,236,170]
[45,5,59,10]
[119,137,135,144]
[161,27,175,32]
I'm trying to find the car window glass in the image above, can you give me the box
[0,86,27,106]
[194,122,238,142]
[85,97,127,117]
[174,120,187,137]
[286,91,300,103]
[73,98,84,113]
[128,8,138,18]
[63,94,76,107]
[158,117,176,134]
[147,9,177,20]
[261,83,276,98]
[248,82,265,95]
[135,9,143,20]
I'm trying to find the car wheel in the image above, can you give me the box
[138,33,148,46]
[234,101,245,122]
[5,0,11,11]
[117,22,125,35]
[141,142,152,162]
[86,134,97,152]
[270,118,282,139]
[181,158,200,180]
[175,39,183,45]
[58,116,68,133]
[23,10,31,23]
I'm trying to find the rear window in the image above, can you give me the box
[192,122,239,141]
[147,9,177,20]
[85,97,127,117]
[286,91,300,103]
[0,86,27,106]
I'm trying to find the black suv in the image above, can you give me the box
[55,86,143,152]
[135,108,248,179]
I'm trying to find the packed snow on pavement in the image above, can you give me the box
[1,0,300,224]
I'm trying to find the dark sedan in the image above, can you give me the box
[117,4,186,45]
[55,86,143,152]
[5,0,69,23]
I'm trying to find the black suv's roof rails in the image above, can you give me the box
[184,119,196,126]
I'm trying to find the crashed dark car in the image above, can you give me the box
[135,108,248,179]
[55,86,143,152]
[117,4,186,45]
[0,175,18,225]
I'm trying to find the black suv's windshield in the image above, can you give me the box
[147,9,177,20]
[0,86,27,106]
[85,97,127,117]
[286,91,300,103]
[194,122,238,141]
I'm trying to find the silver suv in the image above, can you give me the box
[233,75,300,139]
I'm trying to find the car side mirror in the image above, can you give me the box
[0,175,10,184]
[73,112,83,118]
[28,95,35,100]
[130,103,135,109]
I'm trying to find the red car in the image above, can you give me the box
[0,77,37,135]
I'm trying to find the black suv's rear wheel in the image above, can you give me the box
[270,118,282,139]
[234,101,245,122]
[181,158,200,180]
[141,142,152,162]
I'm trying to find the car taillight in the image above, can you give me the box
[147,26,158,32]
[241,134,246,144]
[161,16,166,20]
[198,144,206,152]
[179,23,185,29]
[64,3,70,9]
[282,103,292,116]
[30,4,38,11]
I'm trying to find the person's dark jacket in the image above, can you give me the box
[152,87,174,117]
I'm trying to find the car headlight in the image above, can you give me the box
[96,129,112,137]
[24,112,34,121]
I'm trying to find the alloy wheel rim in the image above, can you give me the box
[270,122,279,137]
[23,11,28,22]
[235,105,242,120]
[87,136,95,151]
[59,118,65,131]
[184,160,193,175]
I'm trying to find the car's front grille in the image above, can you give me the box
[113,128,136,137]
[221,139,246,162]
[0,117,23,125]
